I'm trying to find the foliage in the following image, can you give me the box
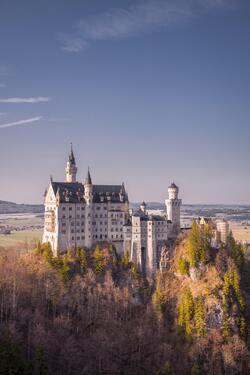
[227,232,245,271]
[121,250,131,269]
[188,221,211,268]
[152,274,166,316]
[222,266,247,338]
[93,243,104,274]
[194,296,206,337]
[178,257,189,275]
[77,247,87,274]
[178,287,194,336]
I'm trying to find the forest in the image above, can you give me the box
[0,223,249,375]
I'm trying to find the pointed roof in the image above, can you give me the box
[84,167,92,185]
[169,182,178,189]
[68,143,76,165]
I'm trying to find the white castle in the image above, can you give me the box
[42,147,181,275]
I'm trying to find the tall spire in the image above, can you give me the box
[84,167,92,185]
[65,144,77,182]
[68,143,76,165]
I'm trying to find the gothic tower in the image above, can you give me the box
[165,182,182,234]
[65,145,77,182]
[84,168,93,247]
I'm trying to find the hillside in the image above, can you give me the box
[0,227,249,374]
[0,200,43,214]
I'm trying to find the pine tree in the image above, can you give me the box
[188,221,200,267]
[153,274,165,316]
[178,287,194,336]
[42,242,53,262]
[178,257,189,275]
[121,250,130,269]
[93,244,103,274]
[194,296,206,337]
[59,255,70,283]
[77,247,87,274]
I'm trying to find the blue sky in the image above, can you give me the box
[0,0,249,204]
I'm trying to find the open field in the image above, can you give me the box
[230,221,250,243]
[0,229,42,249]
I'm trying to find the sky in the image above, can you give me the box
[0,0,249,205]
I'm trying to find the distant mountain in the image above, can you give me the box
[0,200,43,214]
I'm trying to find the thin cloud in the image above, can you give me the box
[0,116,43,129]
[0,97,52,103]
[0,84,6,88]
[59,0,235,53]
[0,112,7,116]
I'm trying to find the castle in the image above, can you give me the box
[42,147,182,275]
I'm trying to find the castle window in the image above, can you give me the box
[71,229,74,233]
[116,235,118,238]
[77,207,80,211]
[81,207,84,210]
[81,236,85,240]
[62,206,66,211]
[105,235,107,238]
[111,235,113,239]
[69,207,72,211]
[77,236,80,240]
[72,236,74,240]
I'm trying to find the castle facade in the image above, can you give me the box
[42,147,182,275]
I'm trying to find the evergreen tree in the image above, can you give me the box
[93,244,103,274]
[178,257,189,275]
[178,287,194,336]
[121,250,130,269]
[59,255,70,283]
[42,242,53,262]
[77,247,87,274]
[194,296,206,337]
[153,274,166,315]
[188,221,200,267]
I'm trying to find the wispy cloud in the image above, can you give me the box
[0,96,52,103]
[0,116,43,129]
[0,112,7,116]
[0,84,7,88]
[59,0,235,53]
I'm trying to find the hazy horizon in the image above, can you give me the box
[1,0,250,205]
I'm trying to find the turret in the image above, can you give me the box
[140,201,147,213]
[65,144,77,182]
[84,167,93,204]
[165,182,182,235]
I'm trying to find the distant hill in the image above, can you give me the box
[0,200,43,214]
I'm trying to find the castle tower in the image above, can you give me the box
[65,144,77,182]
[165,182,182,234]
[84,168,93,248]
[140,201,146,213]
